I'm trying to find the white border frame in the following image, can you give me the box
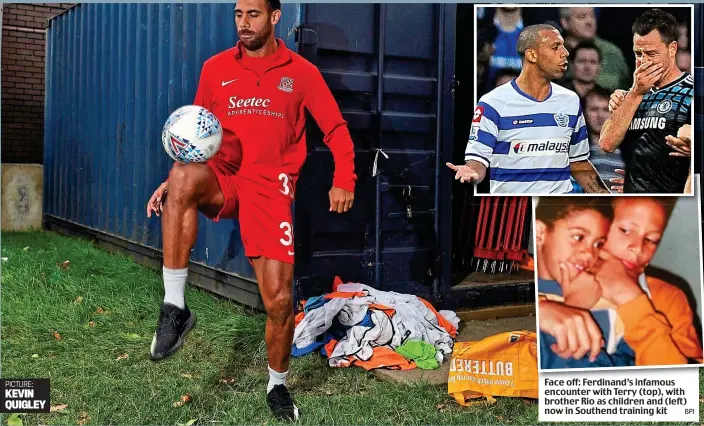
[472,4,695,197]
[534,174,704,373]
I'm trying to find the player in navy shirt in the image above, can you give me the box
[599,9,693,194]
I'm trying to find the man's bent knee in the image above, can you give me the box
[265,293,294,326]
[167,164,212,203]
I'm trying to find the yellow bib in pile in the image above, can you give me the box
[448,330,538,405]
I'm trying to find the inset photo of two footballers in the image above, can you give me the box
[450,4,704,372]
[448,4,696,196]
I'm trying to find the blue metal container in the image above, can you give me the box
[44,3,457,307]
[285,4,456,302]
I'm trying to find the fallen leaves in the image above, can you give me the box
[95,307,105,314]
[6,413,22,426]
[116,353,129,361]
[50,404,68,413]
[57,260,70,269]
[53,331,62,341]
[88,321,96,328]
[181,373,193,380]
[77,411,90,425]
[173,394,192,408]
[218,378,235,385]
[73,296,83,304]
[31,354,39,359]
[176,420,197,426]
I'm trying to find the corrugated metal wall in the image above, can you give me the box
[44,4,258,280]
[290,4,456,300]
[44,3,457,306]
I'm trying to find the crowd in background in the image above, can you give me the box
[475,7,692,191]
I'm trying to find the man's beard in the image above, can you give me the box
[239,25,273,51]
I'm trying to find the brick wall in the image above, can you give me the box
[2,3,74,164]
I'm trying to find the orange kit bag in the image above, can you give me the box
[447,330,538,405]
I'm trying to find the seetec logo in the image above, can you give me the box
[227,96,284,119]
[228,96,271,109]
[511,140,569,156]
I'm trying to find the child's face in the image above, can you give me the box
[604,198,667,275]
[536,209,611,282]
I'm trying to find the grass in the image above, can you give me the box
[0,230,702,425]
[1,231,542,425]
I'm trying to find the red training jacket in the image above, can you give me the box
[192,38,356,196]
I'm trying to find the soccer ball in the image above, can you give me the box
[161,105,222,163]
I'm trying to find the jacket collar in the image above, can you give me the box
[638,273,652,299]
[232,38,291,71]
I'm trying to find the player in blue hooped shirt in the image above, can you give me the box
[448,24,609,195]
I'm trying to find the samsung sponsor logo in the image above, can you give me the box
[629,116,666,130]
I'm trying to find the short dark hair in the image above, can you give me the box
[536,197,614,229]
[632,9,678,45]
[517,24,559,59]
[266,0,281,11]
[572,40,602,63]
[583,85,611,107]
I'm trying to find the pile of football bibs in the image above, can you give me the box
[292,277,459,371]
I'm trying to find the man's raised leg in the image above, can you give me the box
[151,163,225,361]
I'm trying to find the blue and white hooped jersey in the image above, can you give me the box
[465,80,589,194]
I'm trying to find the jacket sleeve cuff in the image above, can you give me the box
[333,176,356,193]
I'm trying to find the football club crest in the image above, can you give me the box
[553,113,569,128]
[656,99,673,114]
[277,77,294,93]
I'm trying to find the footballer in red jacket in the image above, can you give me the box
[145,0,355,420]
